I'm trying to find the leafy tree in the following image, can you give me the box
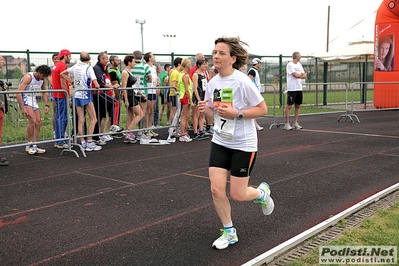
[12,67,23,79]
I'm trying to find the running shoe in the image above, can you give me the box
[33,145,46,154]
[253,182,275,215]
[54,143,69,149]
[255,122,264,131]
[148,130,159,137]
[110,125,123,132]
[85,141,102,151]
[110,125,124,138]
[205,127,214,135]
[212,228,238,250]
[100,135,113,142]
[193,132,209,140]
[0,157,9,166]
[145,130,154,137]
[25,145,37,155]
[123,132,137,144]
[284,123,293,131]
[113,133,124,139]
[293,122,303,129]
[95,139,107,146]
[179,134,192,142]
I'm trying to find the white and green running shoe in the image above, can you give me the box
[254,182,275,215]
[212,228,238,250]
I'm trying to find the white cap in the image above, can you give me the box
[252,58,262,64]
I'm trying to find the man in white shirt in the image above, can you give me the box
[284,52,307,130]
[61,52,102,151]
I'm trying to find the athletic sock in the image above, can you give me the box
[223,222,233,229]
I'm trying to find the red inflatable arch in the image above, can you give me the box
[374,0,399,108]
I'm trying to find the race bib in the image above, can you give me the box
[212,87,235,141]
[213,115,236,141]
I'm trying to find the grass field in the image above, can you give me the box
[288,202,399,266]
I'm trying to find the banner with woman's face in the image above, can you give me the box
[374,0,399,108]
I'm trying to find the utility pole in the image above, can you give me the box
[135,19,146,54]
[323,6,330,105]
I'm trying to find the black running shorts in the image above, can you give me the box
[209,142,257,177]
[287,91,303,106]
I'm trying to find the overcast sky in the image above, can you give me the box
[2,0,381,57]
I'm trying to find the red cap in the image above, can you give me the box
[56,49,71,59]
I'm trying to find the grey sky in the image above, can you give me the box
[2,0,381,57]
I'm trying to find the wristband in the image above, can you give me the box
[45,104,50,107]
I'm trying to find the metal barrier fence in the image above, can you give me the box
[3,81,399,156]
[267,81,399,127]
[259,84,283,129]
[268,82,360,129]
[0,86,181,158]
[70,86,179,157]
[338,82,362,123]
[0,89,76,155]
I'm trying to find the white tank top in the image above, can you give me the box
[21,72,43,108]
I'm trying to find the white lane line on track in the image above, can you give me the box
[302,129,399,139]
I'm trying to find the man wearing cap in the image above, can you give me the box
[248,58,264,131]
[52,49,72,149]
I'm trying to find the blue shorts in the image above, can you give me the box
[75,97,91,107]
[147,94,157,101]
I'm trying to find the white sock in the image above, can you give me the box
[223,222,233,229]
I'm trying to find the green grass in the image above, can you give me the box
[262,89,370,117]
[286,202,399,266]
